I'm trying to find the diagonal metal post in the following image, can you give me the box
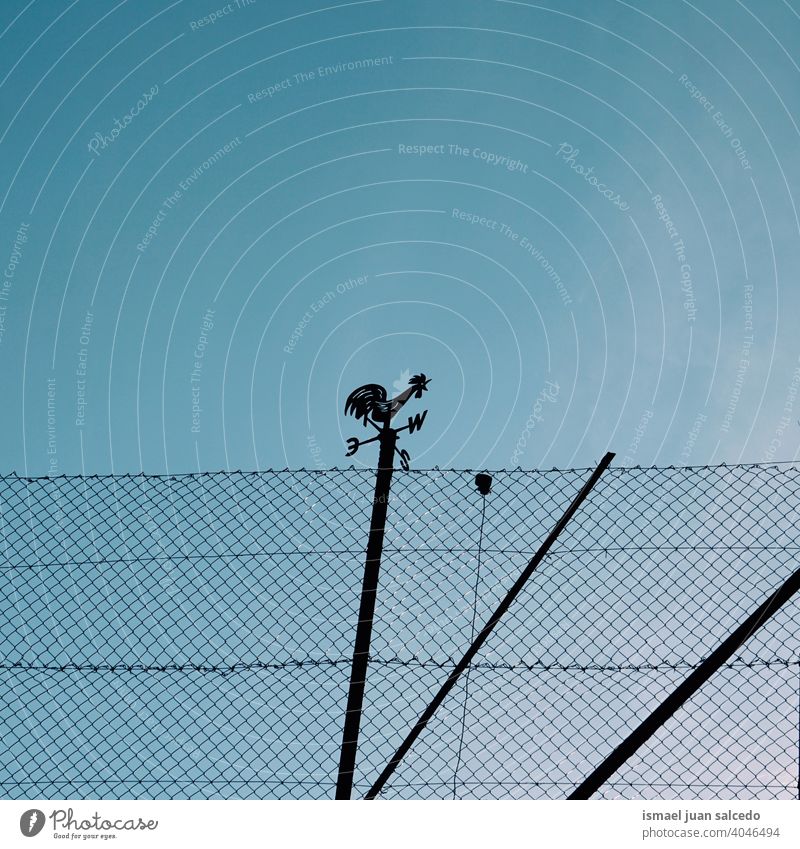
[335,421,398,800]
[568,562,800,800]
[364,451,615,799]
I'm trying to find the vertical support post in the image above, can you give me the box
[568,563,800,800]
[335,422,398,800]
[364,451,615,799]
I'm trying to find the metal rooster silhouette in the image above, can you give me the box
[344,373,430,469]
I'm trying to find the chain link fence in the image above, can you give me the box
[0,463,798,799]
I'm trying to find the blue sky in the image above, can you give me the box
[1,0,799,475]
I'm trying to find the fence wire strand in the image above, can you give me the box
[0,464,798,799]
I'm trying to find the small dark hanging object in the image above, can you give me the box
[475,473,492,495]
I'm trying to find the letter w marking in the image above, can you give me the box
[407,410,427,434]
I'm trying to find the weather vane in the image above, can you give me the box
[335,371,431,801]
[343,372,431,470]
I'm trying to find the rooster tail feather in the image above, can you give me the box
[344,383,388,421]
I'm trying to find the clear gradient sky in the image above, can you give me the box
[1,0,799,475]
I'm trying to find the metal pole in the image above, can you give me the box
[568,563,800,800]
[364,451,615,799]
[335,422,398,800]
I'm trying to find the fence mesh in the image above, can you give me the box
[0,463,798,800]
